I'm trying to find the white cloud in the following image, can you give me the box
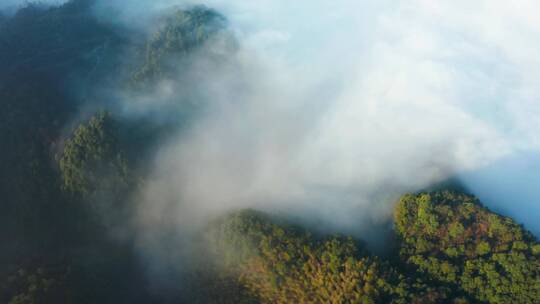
[96,0,540,241]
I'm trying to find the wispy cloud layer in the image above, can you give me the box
[86,0,540,240]
[5,0,540,237]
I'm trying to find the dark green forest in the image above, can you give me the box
[0,1,538,303]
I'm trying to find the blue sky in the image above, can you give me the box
[461,153,540,236]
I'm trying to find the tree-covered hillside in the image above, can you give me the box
[0,1,538,303]
[395,191,540,303]
[204,210,466,304]
[0,1,227,303]
[131,6,226,86]
[200,194,539,303]
[0,0,222,253]
[0,0,128,254]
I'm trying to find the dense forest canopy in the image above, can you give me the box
[0,1,538,303]
[395,192,540,303]
[199,193,540,304]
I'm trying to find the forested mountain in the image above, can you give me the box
[201,193,540,304]
[0,1,538,303]
[130,7,226,86]
[395,192,540,303]
[0,1,224,303]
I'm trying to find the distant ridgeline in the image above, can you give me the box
[0,1,539,304]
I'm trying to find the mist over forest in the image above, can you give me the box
[0,1,539,303]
